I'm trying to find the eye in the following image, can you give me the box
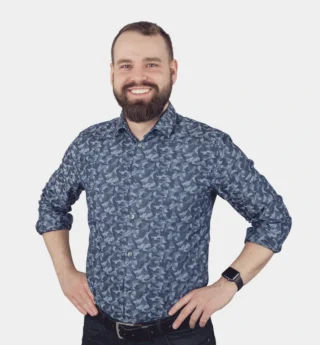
[147,63,158,67]
[121,64,131,69]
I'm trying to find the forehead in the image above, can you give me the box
[114,31,168,62]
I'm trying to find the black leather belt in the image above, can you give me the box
[94,305,200,342]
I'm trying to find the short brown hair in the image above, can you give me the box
[111,21,174,64]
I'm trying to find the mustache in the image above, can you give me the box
[123,81,158,91]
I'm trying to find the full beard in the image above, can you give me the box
[113,76,173,123]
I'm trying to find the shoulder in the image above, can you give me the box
[78,117,118,141]
[74,117,118,144]
[67,117,118,159]
[175,112,232,146]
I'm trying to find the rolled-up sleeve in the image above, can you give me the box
[35,136,84,235]
[211,133,292,253]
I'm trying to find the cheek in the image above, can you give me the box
[154,75,169,87]
[113,73,126,86]
[113,80,126,93]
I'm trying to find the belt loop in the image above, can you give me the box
[142,325,151,341]
[156,319,162,332]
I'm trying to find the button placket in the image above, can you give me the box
[123,139,145,319]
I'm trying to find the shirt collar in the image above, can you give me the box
[114,101,177,139]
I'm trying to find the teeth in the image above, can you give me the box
[130,89,150,94]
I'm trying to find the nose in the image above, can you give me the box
[128,65,149,84]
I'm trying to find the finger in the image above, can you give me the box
[84,281,96,304]
[199,310,212,328]
[70,296,87,315]
[189,307,203,329]
[168,291,194,316]
[172,304,196,330]
[75,291,91,315]
[79,289,98,316]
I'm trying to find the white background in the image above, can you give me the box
[1,1,319,344]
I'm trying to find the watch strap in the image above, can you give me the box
[233,272,244,291]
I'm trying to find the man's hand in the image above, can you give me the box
[168,277,238,329]
[58,268,98,316]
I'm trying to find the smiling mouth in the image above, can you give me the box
[127,88,152,96]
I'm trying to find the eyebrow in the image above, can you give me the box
[116,57,162,66]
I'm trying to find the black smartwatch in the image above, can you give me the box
[222,267,244,291]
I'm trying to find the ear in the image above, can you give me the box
[110,63,114,86]
[170,59,178,85]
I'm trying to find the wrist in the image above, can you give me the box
[221,266,244,292]
[56,265,76,279]
[218,275,238,294]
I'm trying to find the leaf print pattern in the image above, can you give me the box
[35,101,292,323]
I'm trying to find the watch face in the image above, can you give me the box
[223,267,239,280]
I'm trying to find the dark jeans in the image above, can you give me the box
[81,309,217,345]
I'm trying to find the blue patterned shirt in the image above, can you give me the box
[35,101,292,323]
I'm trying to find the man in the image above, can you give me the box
[35,21,292,345]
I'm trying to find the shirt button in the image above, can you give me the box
[137,143,142,147]
[130,214,135,219]
[127,252,133,256]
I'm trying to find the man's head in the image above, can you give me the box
[110,21,178,123]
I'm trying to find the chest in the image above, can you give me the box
[81,136,214,210]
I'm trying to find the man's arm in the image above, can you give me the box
[41,229,97,316]
[35,135,98,316]
[42,229,75,278]
[166,133,292,328]
[211,132,292,286]
[35,136,84,235]
[217,242,274,293]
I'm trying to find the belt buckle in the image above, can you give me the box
[115,321,136,339]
